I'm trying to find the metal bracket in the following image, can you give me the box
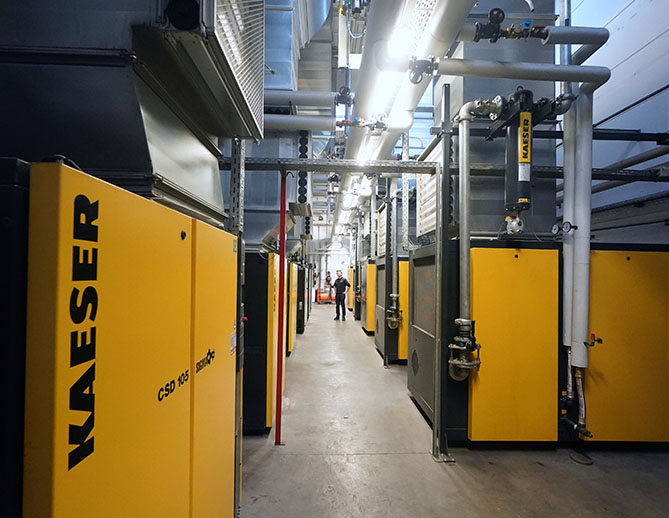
[228,138,245,235]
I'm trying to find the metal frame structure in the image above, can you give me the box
[220,156,442,452]
[220,157,668,183]
[228,139,246,235]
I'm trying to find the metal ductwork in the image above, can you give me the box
[0,0,266,222]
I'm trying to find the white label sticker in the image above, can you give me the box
[518,162,531,182]
[230,333,237,355]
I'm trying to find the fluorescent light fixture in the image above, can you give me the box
[335,224,344,234]
[338,210,351,225]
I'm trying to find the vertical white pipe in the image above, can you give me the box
[459,119,471,319]
[562,106,576,399]
[571,91,593,368]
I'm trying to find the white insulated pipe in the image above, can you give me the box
[264,114,337,132]
[373,0,478,159]
[562,102,577,397]
[344,0,405,159]
[571,91,594,369]
[541,26,609,46]
[458,118,471,319]
[544,26,610,66]
[560,0,575,400]
[435,59,610,94]
[264,89,337,107]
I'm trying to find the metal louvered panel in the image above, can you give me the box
[378,205,387,256]
[417,173,437,236]
[214,0,265,136]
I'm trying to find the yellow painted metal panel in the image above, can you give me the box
[586,250,669,441]
[24,164,192,516]
[266,254,279,428]
[288,263,298,353]
[468,248,558,442]
[398,261,409,361]
[190,221,237,517]
[365,264,376,332]
[348,267,354,310]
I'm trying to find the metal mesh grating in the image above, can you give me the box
[215,0,265,135]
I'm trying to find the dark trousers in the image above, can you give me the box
[335,293,346,318]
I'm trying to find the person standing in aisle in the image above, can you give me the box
[333,269,350,321]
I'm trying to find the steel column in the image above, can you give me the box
[433,83,454,462]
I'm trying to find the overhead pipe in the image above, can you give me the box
[264,114,337,132]
[433,59,610,95]
[541,26,609,46]
[264,89,337,107]
[372,0,479,160]
[336,0,477,238]
[544,26,609,66]
[343,0,405,159]
[331,0,405,238]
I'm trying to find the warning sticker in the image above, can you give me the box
[230,333,237,355]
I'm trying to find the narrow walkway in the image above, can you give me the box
[242,304,669,517]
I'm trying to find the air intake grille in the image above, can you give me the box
[215,0,265,135]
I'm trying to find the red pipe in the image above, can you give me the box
[275,171,287,446]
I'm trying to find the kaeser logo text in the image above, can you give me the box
[521,115,531,161]
[68,194,99,470]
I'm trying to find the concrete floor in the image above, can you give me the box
[242,304,669,517]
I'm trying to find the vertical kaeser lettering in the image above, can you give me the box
[68,194,99,470]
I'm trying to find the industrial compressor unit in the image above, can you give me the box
[4,160,240,516]
[286,262,298,355]
[243,252,286,433]
[360,258,376,335]
[408,239,669,444]
[373,193,411,363]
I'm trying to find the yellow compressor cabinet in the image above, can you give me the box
[287,262,298,355]
[397,261,409,361]
[468,248,559,442]
[23,163,238,517]
[363,263,376,333]
[348,266,354,311]
[585,250,669,441]
[190,220,238,516]
[266,254,280,428]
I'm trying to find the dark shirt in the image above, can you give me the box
[333,277,350,295]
